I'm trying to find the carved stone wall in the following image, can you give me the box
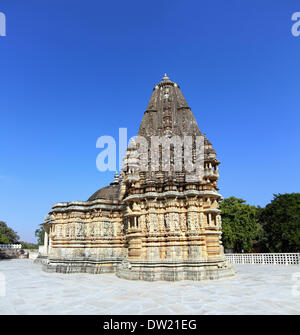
[43,200,126,274]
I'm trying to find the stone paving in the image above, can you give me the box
[0,259,299,314]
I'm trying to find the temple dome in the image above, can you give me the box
[88,173,120,201]
[88,184,120,201]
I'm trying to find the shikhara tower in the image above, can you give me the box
[39,75,235,281]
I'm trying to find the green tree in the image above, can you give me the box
[220,197,259,252]
[0,221,20,244]
[258,193,300,252]
[20,241,38,249]
[35,226,45,245]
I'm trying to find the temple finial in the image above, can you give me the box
[110,171,119,185]
[162,73,169,81]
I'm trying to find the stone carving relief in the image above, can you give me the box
[76,221,85,237]
[173,213,180,231]
[71,224,75,237]
[139,215,146,231]
[193,213,199,230]
[165,213,170,231]
[146,215,151,232]
[187,213,193,230]
[152,215,157,232]
[103,220,112,236]
[158,214,165,232]
[58,225,63,237]
[65,224,70,237]
[90,223,95,237]
[180,213,187,231]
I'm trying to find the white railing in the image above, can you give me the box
[0,244,22,249]
[225,253,300,265]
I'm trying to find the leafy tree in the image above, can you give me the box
[258,193,300,252]
[35,226,45,245]
[0,221,19,244]
[220,197,259,252]
[20,241,38,249]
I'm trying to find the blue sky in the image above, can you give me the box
[0,0,300,242]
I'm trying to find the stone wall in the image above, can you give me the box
[42,199,126,273]
[0,248,25,259]
[23,249,39,260]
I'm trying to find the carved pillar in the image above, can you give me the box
[44,230,49,255]
[126,211,142,259]
[208,213,212,227]
[49,227,52,250]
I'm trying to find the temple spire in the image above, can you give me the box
[163,73,169,80]
[161,73,171,83]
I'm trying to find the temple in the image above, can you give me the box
[39,74,235,281]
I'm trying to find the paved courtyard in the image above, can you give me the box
[0,259,299,314]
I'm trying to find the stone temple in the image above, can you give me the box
[40,74,235,281]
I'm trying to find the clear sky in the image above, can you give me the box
[0,0,300,243]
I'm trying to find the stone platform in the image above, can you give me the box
[0,259,299,314]
[116,259,235,281]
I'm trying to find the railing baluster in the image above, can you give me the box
[225,253,300,265]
